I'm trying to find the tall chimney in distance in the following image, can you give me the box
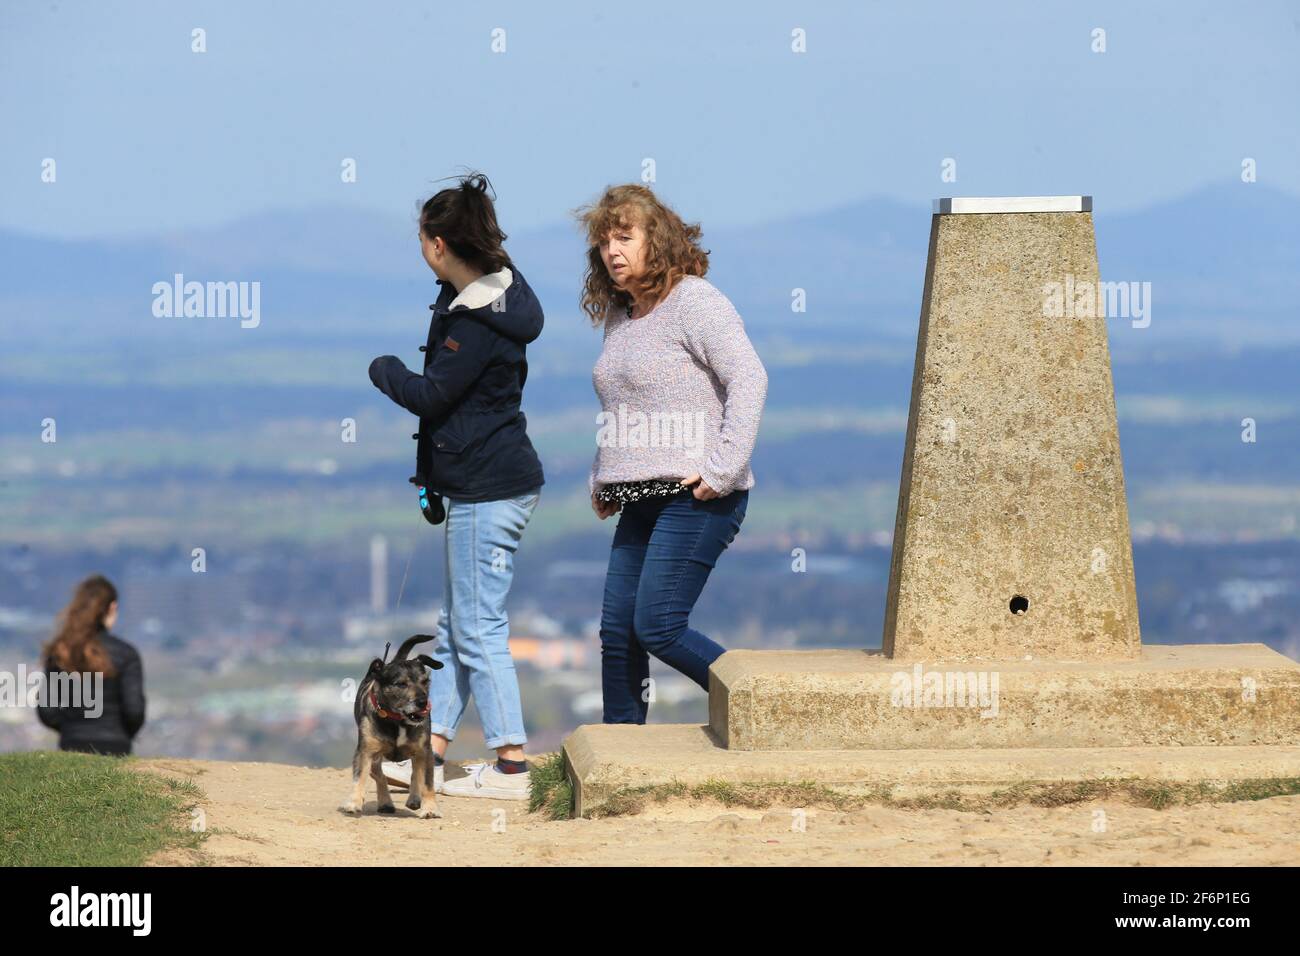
[370,534,387,615]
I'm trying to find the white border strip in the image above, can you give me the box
[933,196,1092,214]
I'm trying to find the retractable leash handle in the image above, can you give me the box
[417,485,446,525]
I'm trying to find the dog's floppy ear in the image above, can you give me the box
[417,654,444,671]
[366,657,384,676]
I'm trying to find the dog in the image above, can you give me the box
[339,634,444,818]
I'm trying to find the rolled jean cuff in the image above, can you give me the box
[428,721,458,742]
[483,732,528,749]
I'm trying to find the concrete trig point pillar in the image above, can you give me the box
[882,196,1140,662]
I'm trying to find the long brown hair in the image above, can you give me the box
[418,171,512,275]
[43,574,117,676]
[574,184,710,326]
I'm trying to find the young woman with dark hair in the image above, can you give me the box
[368,172,544,799]
[37,574,146,755]
[575,184,768,722]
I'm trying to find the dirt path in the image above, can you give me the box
[135,758,1300,866]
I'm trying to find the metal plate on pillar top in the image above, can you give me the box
[933,196,1093,214]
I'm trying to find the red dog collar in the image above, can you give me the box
[369,688,431,722]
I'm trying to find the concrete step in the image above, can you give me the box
[708,644,1300,751]
[563,722,1300,817]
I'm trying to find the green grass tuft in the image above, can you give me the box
[527,752,575,820]
[0,750,209,866]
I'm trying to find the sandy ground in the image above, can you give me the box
[134,757,1300,866]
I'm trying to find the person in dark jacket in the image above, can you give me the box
[36,574,145,756]
[367,172,544,800]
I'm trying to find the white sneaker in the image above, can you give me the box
[441,761,530,800]
[381,759,445,794]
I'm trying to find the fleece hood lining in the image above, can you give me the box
[449,267,513,312]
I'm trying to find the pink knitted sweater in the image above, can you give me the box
[589,275,768,498]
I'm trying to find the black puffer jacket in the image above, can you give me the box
[369,263,546,502]
[35,629,146,756]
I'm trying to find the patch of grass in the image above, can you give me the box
[578,775,1300,818]
[587,779,860,818]
[591,781,687,817]
[0,750,209,866]
[527,752,574,820]
[1204,777,1300,803]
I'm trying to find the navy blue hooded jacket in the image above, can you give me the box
[368,263,546,502]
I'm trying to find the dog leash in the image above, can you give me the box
[393,487,442,613]
[392,525,420,613]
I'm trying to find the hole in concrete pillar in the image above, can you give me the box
[1009,594,1029,615]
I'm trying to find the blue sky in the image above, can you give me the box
[2,0,1297,238]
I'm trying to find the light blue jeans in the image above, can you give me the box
[427,489,540,749]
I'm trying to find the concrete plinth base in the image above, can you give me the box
[563,723,1300,817]
[709,644,1300,751]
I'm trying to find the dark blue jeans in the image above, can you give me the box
[599,488,749,723]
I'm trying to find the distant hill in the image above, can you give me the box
[2,183,1297,360]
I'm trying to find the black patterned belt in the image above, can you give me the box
[595,478,692,504]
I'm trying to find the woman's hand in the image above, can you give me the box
[369,355,405,385]
[679,474,719,500]
[592,492,621,520]
[368,355,409,406]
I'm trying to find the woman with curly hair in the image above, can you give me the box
[36,574,146,755]
[575,184,768,722]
